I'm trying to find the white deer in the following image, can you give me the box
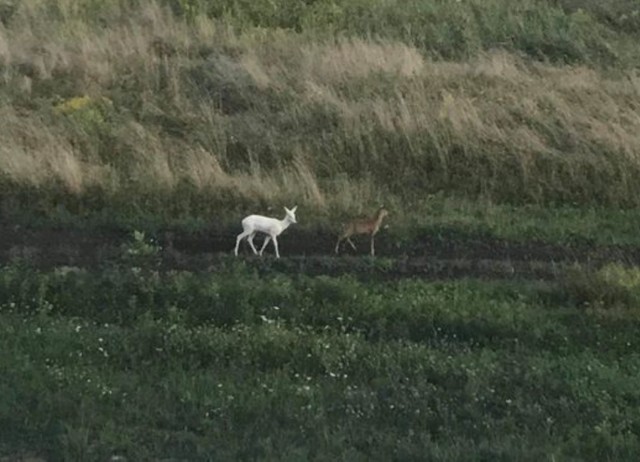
[234,206,298,259]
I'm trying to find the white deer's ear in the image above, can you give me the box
[284,207,290,213]
[291,205,298,212]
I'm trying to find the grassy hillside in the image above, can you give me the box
[3,4,640,459]
[0,0,639,225]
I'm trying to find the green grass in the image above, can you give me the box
[195,0,640,65]
[1,260,640,460]
[406,198,640,246]
[2,2,640,459]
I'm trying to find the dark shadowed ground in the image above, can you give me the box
[2,224,640,280]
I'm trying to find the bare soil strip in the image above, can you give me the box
[1,225,638,279]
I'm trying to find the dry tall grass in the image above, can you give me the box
[1,0,640,220]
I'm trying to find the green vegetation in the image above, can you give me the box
[2,1,640,459]
[562,263,640,308]
[1,255,640,460]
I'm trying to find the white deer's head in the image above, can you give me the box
[284,206,298,224]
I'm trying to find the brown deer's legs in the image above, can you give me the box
[347,238,357,251]
[336,235,358,254]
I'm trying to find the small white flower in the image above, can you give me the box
[259,315,274,324]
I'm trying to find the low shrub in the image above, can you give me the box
[561,263,640,308]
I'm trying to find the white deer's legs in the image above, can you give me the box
[247,232,258,254]
[370,235,375,256]
[234,230,259,256]
[234,230,251,256]
[236,232,280,257]
[259,236,271,255]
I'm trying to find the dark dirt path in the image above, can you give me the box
[1,224,639,279]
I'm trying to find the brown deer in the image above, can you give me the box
[335,207,389,256]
